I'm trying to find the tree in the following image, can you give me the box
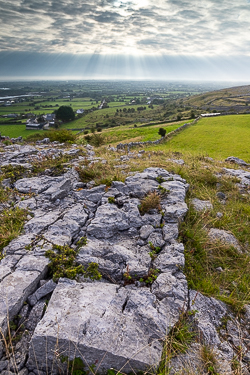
[158,128,166,137]
[55,106,75,122]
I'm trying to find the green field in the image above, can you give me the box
[100,121,189,144]
[158,115,250,161]
[0,125,43,138]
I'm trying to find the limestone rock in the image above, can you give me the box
[225,156,249,166]
[191,198,213,212]
[208,228,241,252]
[28,281,173,373]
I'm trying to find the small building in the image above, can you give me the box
[43,113,55,121]
[200,113,221,117]
[76,109,84,114]
[26,117,45,130]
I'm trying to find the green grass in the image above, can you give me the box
[79,121,189,145]
[0,207,28,256]
[161,115,250,161]
[0,124,44,138]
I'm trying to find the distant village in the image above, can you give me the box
[0,95,164,130]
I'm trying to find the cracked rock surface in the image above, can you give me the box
[1,142,249,374]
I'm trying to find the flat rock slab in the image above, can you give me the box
[28,280,169,374]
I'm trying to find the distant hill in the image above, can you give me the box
[181,84,250,114]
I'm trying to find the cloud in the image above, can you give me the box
[0,0,250,56]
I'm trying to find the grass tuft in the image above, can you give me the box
[139,191,161,215]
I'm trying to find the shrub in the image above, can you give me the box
[158,128,166,137]
[87,133,105,147]
[46,129,76,143]
[45,244,101,281]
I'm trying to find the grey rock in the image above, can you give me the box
[208,228,241,252]
[0,266,48,335]
[217,192,226,200]
[77,238,151,280]
[1,371,15,375]
[152,271,188,303]
[19,368,29,375]
[9,349,27,371]
[147,232,165,248]
[189,290,230,346]
[4,234,36,255]
[191,198,213,212]
[87,201,142,239]
[26,299,47,331]
[154,242,185,272]
[139,225,154,240]
[27,280,56,307]
[44,179,72,201]
[225,156,249,166]
[15,176,60,194]
[18,304,30,327]
[16,255,49,273]
[166,158,185,165]
[162,223,179,242]
[24,211,61,235]
[63,204,88,226]
[216,212,223,218]
[28,281,179,373]
[17,197,37,210]
[74,185,105,203]
[0,360,8,372]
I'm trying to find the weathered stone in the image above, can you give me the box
[63,204,88,226]
[27,280,57,307]
[77,238,151,280]
[26,299,47,331]
[15,176,61,194]
[139,225,154,240]
[4,234,36,255]
[17,197,37,210]
[0,268,47,335]
[152,271,187,303]
[24,211,61,235]
[225,156,249,166]
[87,202,142,239]
[147,232,165,248]
[28,281,174,373]
[208,228,241,252]
[189,290,230,345]
[74,185,106,203]
[162,223,179,242]
[217,192,226,200]
[0,360,8,372]
[154,242,185,272]
[191,198,213,212]
[18,368,29,375]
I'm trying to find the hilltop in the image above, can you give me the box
[181,84,250,114]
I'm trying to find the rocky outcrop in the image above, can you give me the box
[0,142,249,374]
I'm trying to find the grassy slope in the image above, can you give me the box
[158,115,250,161]
[100,121,188,144]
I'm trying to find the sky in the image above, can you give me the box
[0,0,250,81]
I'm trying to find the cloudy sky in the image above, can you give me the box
[0,0,250,80]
